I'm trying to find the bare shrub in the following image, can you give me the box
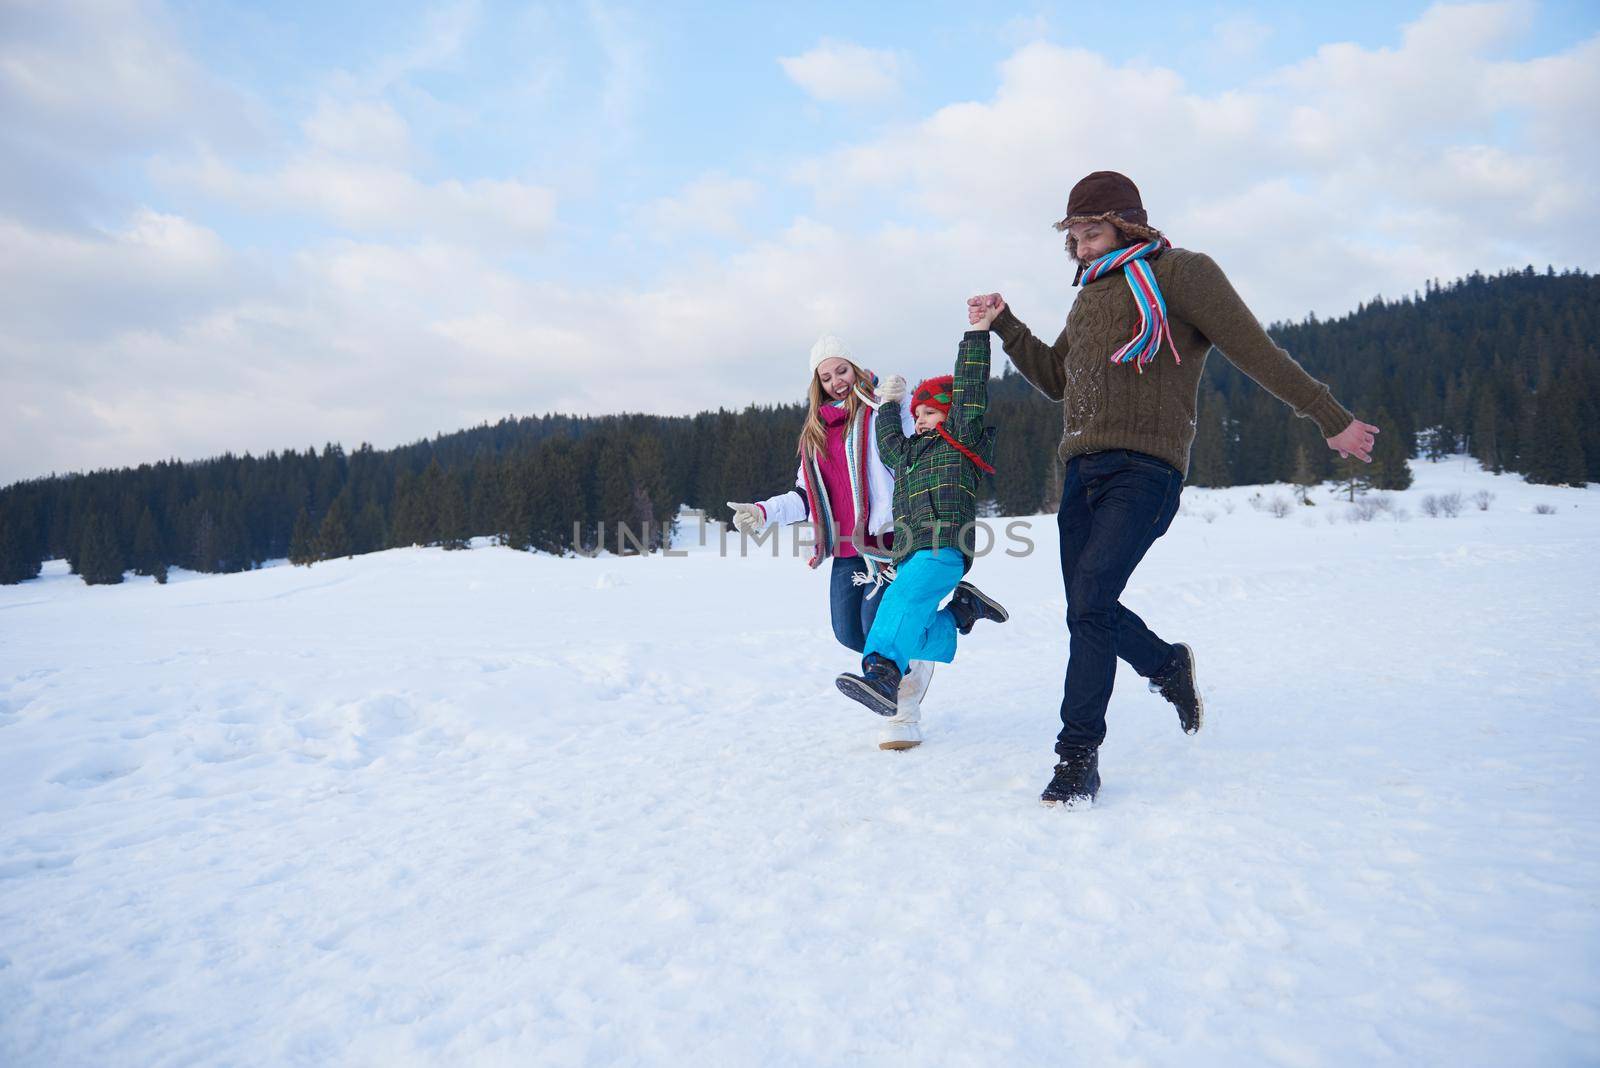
[1221,499,1236,515]
[1349,499,1381,522]
[1420,494,1441,518]
[1472,490,1495,512]
[1534,503,1557,515]
[1268,496,1291,518]
[1201,510,1218,524]
[1438,492,1463,517]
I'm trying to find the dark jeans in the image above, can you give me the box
[1056,450,1183,754]
[829,556,884,654]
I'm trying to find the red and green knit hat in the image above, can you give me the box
[909,374,995,473]
[911,375,954,416]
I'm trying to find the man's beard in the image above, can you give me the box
[1074,235,1137,264]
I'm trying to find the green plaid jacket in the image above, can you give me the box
[877,332,998,563]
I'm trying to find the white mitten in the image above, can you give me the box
[879,375,907,405]
[726,501,764,535]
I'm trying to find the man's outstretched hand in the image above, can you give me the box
[967,293,1005,329]
[1327,419,1380,463]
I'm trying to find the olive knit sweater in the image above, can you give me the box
[992,247,1353,476]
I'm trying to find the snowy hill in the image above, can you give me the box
[2,459,1597,1066]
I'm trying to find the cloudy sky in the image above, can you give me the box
[2,0,1597,485]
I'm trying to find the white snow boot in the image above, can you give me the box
[879,660,934,751]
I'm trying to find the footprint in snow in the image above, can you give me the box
[0,854,76,880]
[47,757,140,787]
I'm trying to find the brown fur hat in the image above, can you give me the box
[1053,171,1163,260]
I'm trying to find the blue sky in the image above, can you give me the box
[2,0,1598,483]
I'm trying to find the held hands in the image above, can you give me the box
[967,293,1005,330]
[726,501,764,535]
[878,375,907,405]
[1326,420,1380,463]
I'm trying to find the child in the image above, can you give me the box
[835,326,1009,717]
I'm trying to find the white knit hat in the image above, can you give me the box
[809,333,851,375]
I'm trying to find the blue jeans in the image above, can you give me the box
[829,556,885,654]
[862,549,966,672]
[1056,450,1183,754]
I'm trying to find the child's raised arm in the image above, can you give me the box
[947,331,992,445]
[875,375,909,469]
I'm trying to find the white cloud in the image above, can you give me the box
[0,210,237,347]
[162,138,556,248]
[0,0,262,230]
[640,174,761,241]
[999,14,1052,48]
[0,0,255,151]
[779,39,904,104]
[302,98,413,163]
[1209,15,1272,61]
[360,0,481,92]
[586,0,649,140]
[790,5,1597,322]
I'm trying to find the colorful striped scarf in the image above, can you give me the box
[1077,237,1181,372]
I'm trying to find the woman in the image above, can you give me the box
[727,334,932,750]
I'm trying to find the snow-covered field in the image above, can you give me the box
[2,459,1597,1066]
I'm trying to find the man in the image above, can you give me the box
[968,170,1377,809]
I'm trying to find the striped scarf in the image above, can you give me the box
[798,393,894,586]
[1077,237,1181,372]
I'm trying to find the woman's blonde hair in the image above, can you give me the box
[797,359,873,457]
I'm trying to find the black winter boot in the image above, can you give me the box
[1149,642,1203,735]
[948,581,1009,635]
[836,654,903,717]
[1040,747,1100,808]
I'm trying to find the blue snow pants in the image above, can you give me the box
[861,548,967,673]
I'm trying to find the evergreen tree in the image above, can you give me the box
[64,484,91,574]
[1039,453,1065,514]
[533,438,584,554]
[1366,408,1414,490]
[592,435,634,551]
[315,493,355,559]
[438,472,469,550]
[498,450,536,551]
[131,507,163,576]
[417,460,446,545]
[719,419,763,504]
[1291,446,1318,505]
[1340,459,1364,502]
[0,504,44,584]
[391,469,440,547]
[1471,391,1502,473]
[289,507,317,566]
[468,453,502,538]
[354,500,386,555]
[992,423,1043,516]
[1187,386,1231,487]
[78,512,125,585]
[628,433,672,550]
[192,509,220,573]
[1522,377,1585,485]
